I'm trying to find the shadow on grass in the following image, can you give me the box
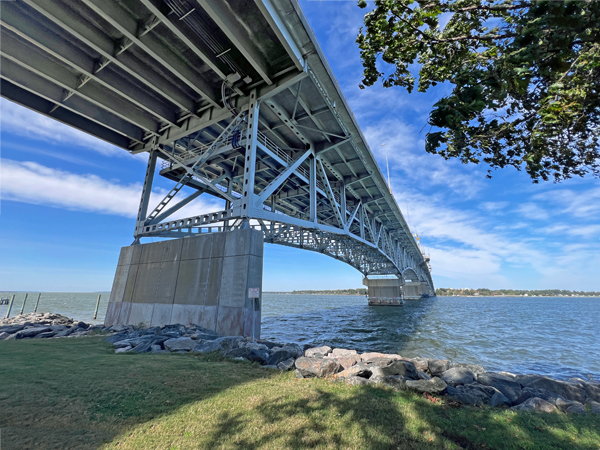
[0,337,599,450]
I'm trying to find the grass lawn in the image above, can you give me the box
[0,337,599,450]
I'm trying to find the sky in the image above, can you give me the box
[1,1,599,292]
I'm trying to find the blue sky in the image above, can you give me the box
[1,1,599,292]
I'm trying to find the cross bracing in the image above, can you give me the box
[0,0,434,292]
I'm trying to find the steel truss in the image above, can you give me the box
[134,73,433,289]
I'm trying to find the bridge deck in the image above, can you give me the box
[0,0,434,290]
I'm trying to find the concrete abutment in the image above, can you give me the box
[104,228,263,338]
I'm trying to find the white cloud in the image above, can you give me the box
[0,98,130,158]
[479,201,508,211]
[364,118,484,195]
[1,159,222,219]
[533,186,600,219]
[393,186,600,289]
[515,202,551,221]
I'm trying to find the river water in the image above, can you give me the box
[1,292,598,381]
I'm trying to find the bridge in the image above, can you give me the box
[1,0,435,335]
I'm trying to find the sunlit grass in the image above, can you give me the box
[0,337,599,449]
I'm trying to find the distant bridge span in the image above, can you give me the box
[0,0,434,295]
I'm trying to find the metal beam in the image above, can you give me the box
[1,79,131,148]
[256,149,311,204]
[0,58,145,143]
[197,0,272,85]
[1,33,160,135]
[81,0,219,107]
[21,0,196,112]
[138,0,228,80]
[0,5,178,127]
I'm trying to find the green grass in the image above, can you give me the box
[0,337,599,449]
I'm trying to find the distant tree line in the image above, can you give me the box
[436,288,600,297]
[290,289,368,296]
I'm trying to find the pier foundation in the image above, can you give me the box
[403,281,431,300]
[364,277,403,305]
[104,228,263,338]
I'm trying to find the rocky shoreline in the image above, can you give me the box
[2,313,599,415]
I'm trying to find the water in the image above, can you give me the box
[0,292,108,325]
[2,292,598,381]
[260,294,600,381]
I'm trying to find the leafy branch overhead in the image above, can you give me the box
[357,0,600,182]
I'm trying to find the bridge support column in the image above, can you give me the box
[363,277,403,306]
[403,281,431,300]
[104,228,263,338]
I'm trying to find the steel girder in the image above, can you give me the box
[0,0,435,290]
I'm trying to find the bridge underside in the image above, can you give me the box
[0,0,435,292]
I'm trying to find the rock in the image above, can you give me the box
[588,401,600,414]
[453,363,485,374]
[406,377,447,394]
[489,391,511,407]
[305,346,332,358]
[586,382,600,403]
[0,332,10,340]
[115,346,132,353]
[267,349,298,366]
[334,363,373,379]
[405,357,429,373]
[54,327,75,338]
[76,321,89,329]
[295,369,304,379]
[519,375,586,404]
[15,327,51,339]
[280,343,303,359]
[193,340,224,354]
[440,367,476,387]
[224,347,270,364]
[330,348,358,357]
[215,336,245,350]
[256,339,280,349]
[375,375,408,390]
[327,354,361,370]
[191,332,219,341]
[164,337,196,352]
[511,397,558,413]
[131,337,168,353]
[418,371,431,380]
[360,352,402,363]
[295,357,341,378]
[113,339,135,349]
[32,331,57,339]
[277,358,296,371]
[0,325,25,334]
[556,398,587,414]
[514,387,565,406]
[344,375,371,386]
[477,372,522,405]
[428,359,452,377]
[445,384,499,407]
[262,365,280,370]
[369,359,419,380]
[498,371,517,379]
[240,342,270,352]
[151,345,164,353]
[104,332,130,344]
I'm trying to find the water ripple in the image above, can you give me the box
[261,294,600,381]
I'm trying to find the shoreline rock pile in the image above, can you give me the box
[2,314,598,415]
[294,346,600,414]
[0,313,103,340]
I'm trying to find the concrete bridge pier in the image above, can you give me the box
[403,280,432,300]
[363,277,403,305]
[104,228,263,338]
